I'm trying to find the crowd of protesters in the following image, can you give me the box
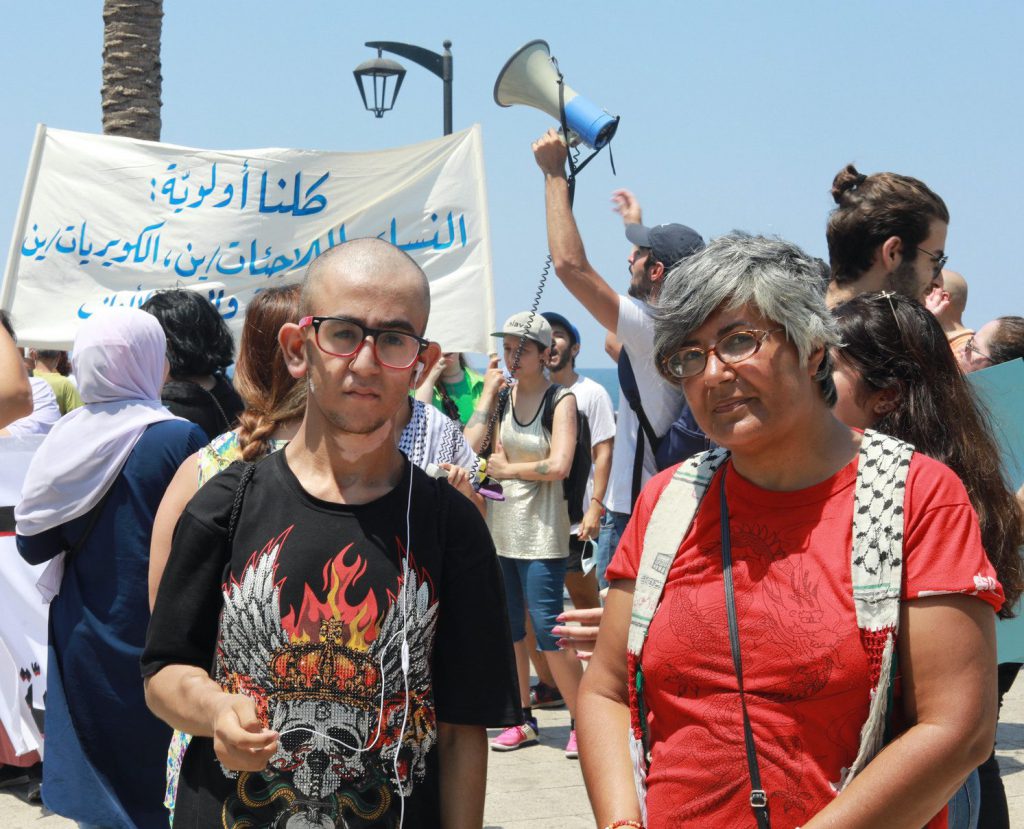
[0,134,1022,829]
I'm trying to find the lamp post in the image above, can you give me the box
[353,40,453,136]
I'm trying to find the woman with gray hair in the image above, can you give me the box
[576,234,1002,829]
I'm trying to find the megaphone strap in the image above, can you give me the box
[553,59,617,204]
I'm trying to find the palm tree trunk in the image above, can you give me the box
[101,0,163,141]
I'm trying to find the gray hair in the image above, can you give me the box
[654,233,840,405]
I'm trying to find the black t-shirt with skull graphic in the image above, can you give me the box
[142,450,521,828]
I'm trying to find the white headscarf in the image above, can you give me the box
[16,308,182,536]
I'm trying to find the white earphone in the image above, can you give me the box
[412,363,424,384]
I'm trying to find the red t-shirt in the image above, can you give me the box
[606,453,1003,829]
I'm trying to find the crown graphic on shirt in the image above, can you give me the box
[269,619,381,703]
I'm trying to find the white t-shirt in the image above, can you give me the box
[5,377,61,437]
[568,374,615,534]
[605,296,685,514]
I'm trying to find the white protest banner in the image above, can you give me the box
[2,125,495,351]
[0,435,48,760]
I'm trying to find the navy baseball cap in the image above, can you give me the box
[540,311,580,346]
[625,222,705,268]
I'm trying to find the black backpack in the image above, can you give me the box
[540,385,592,524]
[494,385,593,524]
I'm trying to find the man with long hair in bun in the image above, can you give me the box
[825,163,949,307]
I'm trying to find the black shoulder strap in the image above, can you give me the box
[620,350,661,507]
[227,462,258,545]
[719,468,771,829]
[618,350,661,448]
[64,485,117,564]
[540,384,562,434]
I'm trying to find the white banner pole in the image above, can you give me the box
[1,123,48,312]
[471,125,498,347]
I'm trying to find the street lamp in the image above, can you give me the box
[354,40,453,136]
[352,50,406,119]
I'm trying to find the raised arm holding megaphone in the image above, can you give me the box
[531,128,707,587]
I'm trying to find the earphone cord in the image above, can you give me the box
[394,459,415,829]
[279,464,416,826]
[476,252,552,457]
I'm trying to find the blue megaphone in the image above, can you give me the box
[494,39,619,150]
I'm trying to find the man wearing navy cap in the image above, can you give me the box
[532,130,705,585]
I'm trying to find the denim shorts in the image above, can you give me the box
[566,535,586,573]
[498,556,567,651]
[947,768,980,829]
[595,509,630,589]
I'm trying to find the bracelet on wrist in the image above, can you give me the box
[604,821,644,829]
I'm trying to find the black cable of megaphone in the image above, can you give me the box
[477,253,551,457]
[478,61,617,458]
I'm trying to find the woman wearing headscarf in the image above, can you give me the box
[16,308,206,829]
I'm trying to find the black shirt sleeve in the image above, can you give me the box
[141,462,244,677]
[431,485,522,727]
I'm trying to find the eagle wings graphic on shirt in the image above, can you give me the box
[213,527,438,827]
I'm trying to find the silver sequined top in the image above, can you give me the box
[485,388,571,559]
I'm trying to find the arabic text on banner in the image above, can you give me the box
[2,126,496,351]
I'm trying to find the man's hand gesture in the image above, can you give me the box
[611,189,643,226]
[211,693,279,772]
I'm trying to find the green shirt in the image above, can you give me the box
[35,371,83,415]
[432,367,484,426]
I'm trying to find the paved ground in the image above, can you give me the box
[3,680,1023,827]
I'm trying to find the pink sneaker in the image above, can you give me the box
[564,729,579,759]
[490,720,539,751]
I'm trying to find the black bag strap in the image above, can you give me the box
[206,461,258,681]
[64,485,117,564]
[227,462,258,545]
[539,384,563,434]
[619,350,660,507]
[719,468,770,829]
[631,424,647,511]
[619,350,661,447]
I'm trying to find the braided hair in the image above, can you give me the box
[233,285,305,461]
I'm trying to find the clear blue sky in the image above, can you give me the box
[2,1,1021,366]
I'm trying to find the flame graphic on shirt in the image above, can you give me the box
[280,542,381,649]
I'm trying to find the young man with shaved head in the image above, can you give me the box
[143,238,519,828]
